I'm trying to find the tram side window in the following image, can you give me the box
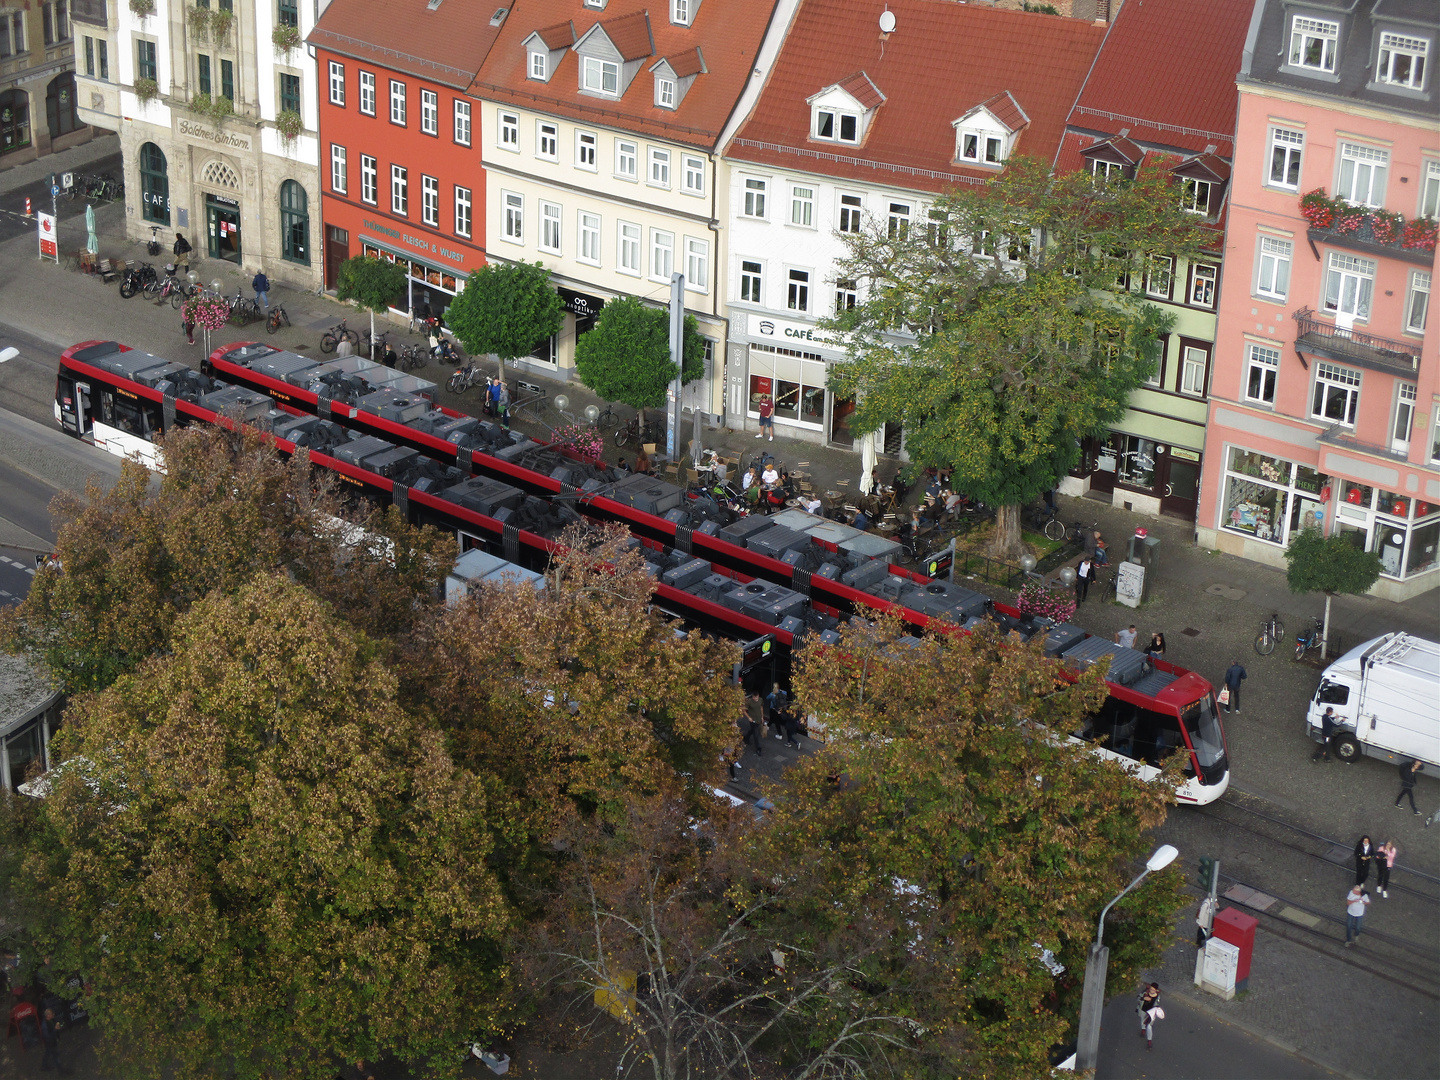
[1316,680,1349,705]
[1086,698,1183,767]
[99,391,160,436]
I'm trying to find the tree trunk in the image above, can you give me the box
[369,307,376,356]
[1321,592,1333,660]
[498,354,506,382]
[989,503,1026,561]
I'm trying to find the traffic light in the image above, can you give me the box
[1198,856,1216,891]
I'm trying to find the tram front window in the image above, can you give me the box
[1087,699,1184,767]
[1182,697,1225,769]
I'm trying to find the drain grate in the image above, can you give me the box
[1182,627,1202,637]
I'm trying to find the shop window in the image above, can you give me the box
[139,140,169,224]
[1406,519,1439,577]
[0,89,29,152]
[280,179,308,264]
[1222,447,1314,545]
[1113,434,1157,492]
[1223,474,1287,543]
[46,73,80,139]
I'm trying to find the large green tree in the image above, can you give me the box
[336,255,409,350]
[1285,526,1383,658]
[18,576,512,1079]
[824,156,1209,556]
[573,295,705,420]
[444,260,565,381]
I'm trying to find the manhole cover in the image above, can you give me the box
[1182,627,1202,637]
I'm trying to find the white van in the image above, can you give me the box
[1306,633,1440,767]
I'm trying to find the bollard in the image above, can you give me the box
[24,197,32,215]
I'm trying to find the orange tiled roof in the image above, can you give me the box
[665,48,707,79]
[836,71,886,110]
[535,21,577,50]
[310,0,509,88]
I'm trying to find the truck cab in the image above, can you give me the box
[1306,633,1440,767]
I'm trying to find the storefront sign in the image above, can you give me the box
[37,212,57,261]
[558,287,605,318]
[1171,447,1202,462]
[209,194,240,208]
[362,218,468,269]
[747,314,843,349]
[177,118,252,151]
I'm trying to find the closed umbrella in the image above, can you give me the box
[860,435,877,495]
[85,204,98,255]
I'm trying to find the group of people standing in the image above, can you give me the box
[727,684,802,777]
[1345,834,1400,945]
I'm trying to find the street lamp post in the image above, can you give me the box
[1074,844,1178,1073]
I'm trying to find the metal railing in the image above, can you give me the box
[1292,307,1420,373]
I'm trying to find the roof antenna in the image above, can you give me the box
[879,5,895,59]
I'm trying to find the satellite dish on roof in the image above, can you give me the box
[879,8,896,32]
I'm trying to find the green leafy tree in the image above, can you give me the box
[18,576,512,1079]
[336,254,408,350]
[1284,526,1383,658]
[745,614,1185,1078]
[444,260,565,381]
[824,156,1208,557]
[573,295,705,422]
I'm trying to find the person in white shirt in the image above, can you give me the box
[741,468,756,491]
[1116,625,1138,649]
[761,464,780,488]
[1344,885,1370,945]
[802,495,823,515]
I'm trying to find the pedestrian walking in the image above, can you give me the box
[782,710,802,749]
[744,692,765,756]
[1138,982,1159,1028]
[252,270,270,312]
[173,231,192,272]
[765,683,788,741]
[487,377,503,418]
[1075,557,1094,603]
[1223,660,1247,714]
[1147,631,1167,660]
[1116,624,1138,649]
[1377,840,1397,898]
[1343,884,1370,946]
[1137,983,1163,1050]
[181,312,196,346]
[496,382,511,430]
[337,336,355,357]
[1353,835,1374,885]
[1311,706,1339,762]
[40,1006,67,1073]
[738,712,763,758]
[1395,758,1423,815]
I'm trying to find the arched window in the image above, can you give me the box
[0,89,30,154]
[140,141,170,225]
[47,73,81,139]
[279,179,309,265]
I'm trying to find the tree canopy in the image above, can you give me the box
[573,295,706,412]
[1285,526,1383,658]
[823,156,1209,553]
[444,260,565,378]
[336,255,408,343]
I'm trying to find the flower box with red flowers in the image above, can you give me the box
[1299,189,1338,228]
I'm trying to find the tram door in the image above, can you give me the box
[57,377,91,436]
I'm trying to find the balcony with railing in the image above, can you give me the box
[1292,308,1422,376]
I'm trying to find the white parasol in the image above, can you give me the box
[860,435,877,495]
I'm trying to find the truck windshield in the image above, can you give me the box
[1182,696,1225,769]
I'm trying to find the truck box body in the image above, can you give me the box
[1305,633,1440,767]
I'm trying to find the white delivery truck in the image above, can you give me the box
[1306,633,1440,767]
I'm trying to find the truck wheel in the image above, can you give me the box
[1333,734,1360,762]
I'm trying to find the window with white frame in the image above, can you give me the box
[649,147,670,187]
[1091,159,1126,182]
[686,237,708,290]
[787,269,810,312]
[1392,382,1417,453]
[499,111,518,150]
[1180,345,1209,397]
[1324,252,1375,319]
[682,155,704,195]
[651,229,674,280]
[1407,271,1430,333]
[671,0,689,24]
[420,89,438,135]
[1245,344,1280,405]
[540,201,561,253]
[813,108,858,143]
[615,140,637,179]
[1289,16,1338,73]
[359,70,375,115]
[835,278,857,313]
[360,154,376,204]
[530,52,547,80]
[454,100,471,145]
[455,185,471,238]
[1256,236,1292,300]
[1189,263,1217,307]
[888,201,911,239]
[389,80,406,125]
[1376,31,1428,89]
[1145,254,1173,299]
[576,130,597,170]
[1336,143,1388,206]
[1311,361,1361,425]
[790,185,814,227]
[839,193,862,232]
[537,122,558,160]
[503,191,523,243]
[1420,159,1440,218]
[656,77,675,109]
[740,260,762,303]
[618,221,641,273]
[330,144,347,194]
[391,165,408,214]
[1180,178,1213,215]
[1433,408,1440,465]
[743,178,767,218]
[582,56,620,96]
[1269,127,1304,188]
[421,175,439,227]
[579,212,600,264]
[328,61,345,106]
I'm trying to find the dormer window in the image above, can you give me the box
[1181,178,1212,214]
[958,131,1006,164]
[573,12,652,100]
[530,53,548,80]
[1377,31,1428,89]
[524,23,574,85]
[656,76,675,108]
[584,0,605,8]
[650,51,704,110]
[952,92,1025,170]
[670,0,699,26]
[1289,15,1338,73]
[815,109,858,143]
[1092,160,1128,182]
[1172,152,1228,218]
[583,56,620,96]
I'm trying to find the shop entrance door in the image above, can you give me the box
[206,198,241,263]
[1159,455,1201,520]
[829,397,855,446]
[325,226,349,290]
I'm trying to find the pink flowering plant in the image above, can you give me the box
[1016,580,1076,625]
[1331,205,1366,235]
[553,423,605,461]
[182,295,230,331]
[1299,188,1338,229]
[1403,217,1437,253]
[1369,209,1403,245]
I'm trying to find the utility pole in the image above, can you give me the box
[667,272,684,462]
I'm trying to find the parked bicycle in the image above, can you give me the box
[152,270,191,308]
[265,304,291,334]
[396,342,427,370]
[1254,613,1286,656]
[1295,616,1329,661]
[447,361,484,395]
[142,263,178,301]
[362,328,390,362]
[118,262,158,299]
[319,320,360,353]
[614,414,659,449]
[224,290,260,324]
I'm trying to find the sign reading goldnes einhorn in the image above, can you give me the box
[176,117,253,152]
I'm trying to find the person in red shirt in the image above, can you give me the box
[756,394,774,441]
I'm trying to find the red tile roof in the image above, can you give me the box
[472,0,780,148]
[665,48,707,79]
[1063,0,1251,158]
[536,22,577,50]
[837,71,886,110]
[729,0,1105,193]
[310,0,509,89]
[971,91,1029,134]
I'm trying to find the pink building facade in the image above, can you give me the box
[1198,0,1438,601]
